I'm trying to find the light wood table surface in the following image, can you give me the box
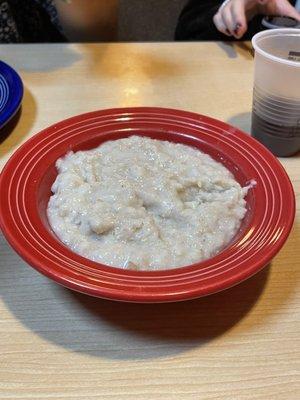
[0,43,299,400]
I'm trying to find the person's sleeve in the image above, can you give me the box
[175,0,225,41]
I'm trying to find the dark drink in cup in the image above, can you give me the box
[251,29,300,157]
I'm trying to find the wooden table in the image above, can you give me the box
[0,43,299,400]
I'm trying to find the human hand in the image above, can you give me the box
[213,0,300,39]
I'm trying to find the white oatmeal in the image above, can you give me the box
[47,136,248,270]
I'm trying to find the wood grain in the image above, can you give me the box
[0,42,299,400]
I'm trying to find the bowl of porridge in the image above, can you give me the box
[0,107,295,302]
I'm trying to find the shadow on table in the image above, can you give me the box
[227,113,300,158]
[217,42,254,60]
[0,86,37,157]
[70,266,270,346]
[1,44,81,73]
[0,227,272,360]
[227,112,252,134]
[0,108,21,144]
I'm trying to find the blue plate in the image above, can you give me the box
[0,60,23,129]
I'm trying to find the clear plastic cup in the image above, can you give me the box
[251,29,300,157]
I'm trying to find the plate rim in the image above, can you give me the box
[0,60,23,129]
[0,107,296,302]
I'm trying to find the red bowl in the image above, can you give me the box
[0,107,295,302]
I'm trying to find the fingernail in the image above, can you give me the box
[234,23,242,35]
